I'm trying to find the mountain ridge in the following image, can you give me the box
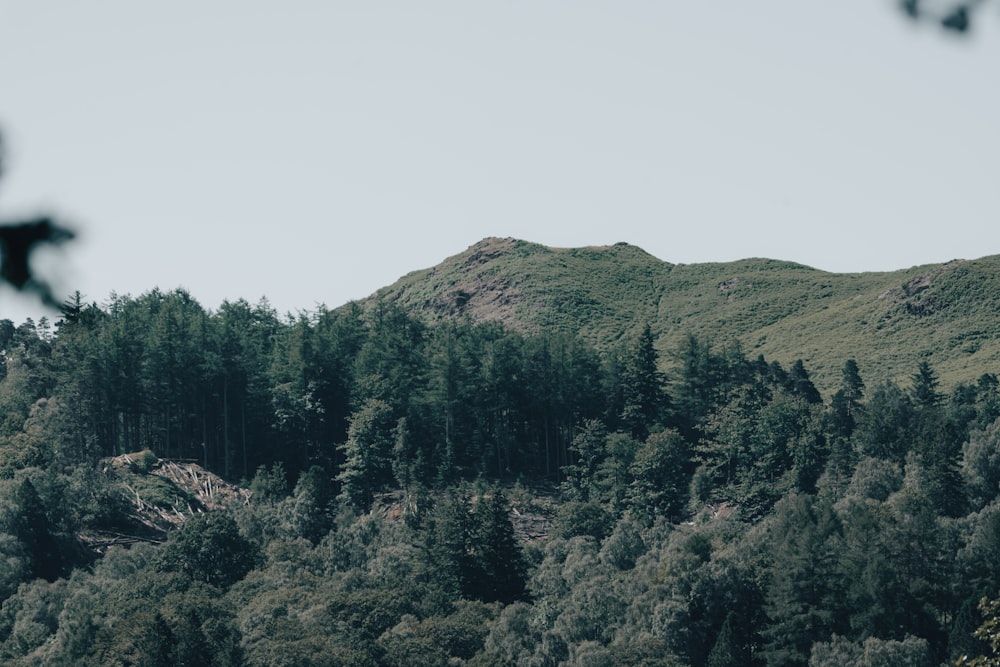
[362,237,1000,394]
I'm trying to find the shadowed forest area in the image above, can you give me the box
[0,291,999,665]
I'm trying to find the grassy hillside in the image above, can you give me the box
[366,237,1000,394]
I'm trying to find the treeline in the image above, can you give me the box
[1,289,614,485]
[1,288,1000,665]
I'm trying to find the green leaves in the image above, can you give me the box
[627,430,691,523]
[337,398,397,511]
[157,512,257,589]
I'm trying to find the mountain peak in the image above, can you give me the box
[363,241,1000,393]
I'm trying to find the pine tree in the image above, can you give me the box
[761,494,843,667]
[831,359,865,440]
[11,478,63,581]
[337,398,396,511]
[854,381,915,463]
[671,334,727,442]
[425,490,473,605]
[290,465,337,544]
[469,487,527,604]
[909,362,964,517]
[789,360,822,405]
[619,324,665,439]
[911,361,942,410]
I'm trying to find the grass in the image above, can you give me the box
[362,237,1000,395]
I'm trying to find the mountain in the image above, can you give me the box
[365,237,1000,394]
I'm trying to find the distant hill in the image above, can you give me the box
[364,237,1000,394]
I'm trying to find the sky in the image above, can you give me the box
[1,2,998,325]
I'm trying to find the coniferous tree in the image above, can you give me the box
[962,417,1000,511]
[788,360,822,405]
[469,487,527,604]
[476,326,528,478]
[950,594,987,663]
[619,324,665,439]
[421,319,484,483]
[831,359,865,440]
[761,494,843,667]
[562,419,608,502]
[671,334,724,441]
[911,361,942,410]
[787,407,830,495]
[10,478,63,581]
[312,303,366,426]
[974,373,1000,431]
[353,302,427,413]
[268,313,329,474]
[337,398,396,511]
[214,298,281,478]
[909,363,965,517]
[425,491,474,605]
[854,381,915,463]
[828,361,865,487]
[520,332,597,481]
[290,465,337,543]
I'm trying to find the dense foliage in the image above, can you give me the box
[1,289,999,665]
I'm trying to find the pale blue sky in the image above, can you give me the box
[1,2,998,324]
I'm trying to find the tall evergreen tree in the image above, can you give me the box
[909,362,965,517]
[671,334,735,442]
[337,398,396,511]
[831,359,865,440]
[290,465,337,544]
[468,487,527,604]
[760,494,843,667]
[788,360,822,405]
[425,490,474,605]
[854,381,915,463]
[911,361,942,410]
[10,478,63,581]
[619,324,665,439]
[562,419,608,502]
[475,326,528,478]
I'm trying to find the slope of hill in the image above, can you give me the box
[366,237,1000,393]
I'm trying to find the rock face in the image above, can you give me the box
[382,238,530,325]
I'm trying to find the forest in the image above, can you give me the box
[0,287,999,666]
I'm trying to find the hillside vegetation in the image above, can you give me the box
[371,237,1000,392]
[2,245,1000,665]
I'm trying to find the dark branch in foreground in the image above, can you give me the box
[0,218,76,308]
[900,0,993,33]
[0,130,77,309]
